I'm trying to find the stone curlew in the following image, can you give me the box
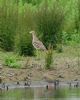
[29,31,47,59]
[29,31,46,51]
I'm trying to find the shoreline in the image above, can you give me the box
[0,80,80,90]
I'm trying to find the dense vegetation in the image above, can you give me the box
[0,0,80,56]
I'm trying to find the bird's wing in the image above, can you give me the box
[33,41,46,50]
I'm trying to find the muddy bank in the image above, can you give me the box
[0,55,80,84]
[0,65,80,83]
[0,68,79,83]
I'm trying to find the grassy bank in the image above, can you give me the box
[0,44,80,68]
[0,45,80,82]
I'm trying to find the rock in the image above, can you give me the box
[24,76,28,81]
[7,72,15,77]
[58,75,64,78]
[74,79,78,81]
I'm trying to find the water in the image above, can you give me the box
[0,87,80,100]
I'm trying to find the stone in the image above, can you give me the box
[58,75,64,78]
[7,72,15,77]
[74,79,78,81]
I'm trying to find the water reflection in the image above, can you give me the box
[0,87,80,100]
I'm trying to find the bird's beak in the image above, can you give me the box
[29,31,31,34]
[29,31,35,34]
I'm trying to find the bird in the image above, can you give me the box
[29,31,46,51]
[29,31,47,59]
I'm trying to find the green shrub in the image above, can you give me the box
[62,31,80,45]
[0,33,14,51]
[21,0,42,5]
[15,32,34,56]
[0,0,18,51]
[35,0,64,49]
[14,4,35,56]
[0,0,79,53]
[4,56,20,68]
[45,49,53,69]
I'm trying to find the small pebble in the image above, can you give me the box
[58,75,64,78]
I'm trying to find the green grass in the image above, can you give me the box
[45,49,53,69]
[4,56,21,68]
[0,44,80,69]
[0,51,20,61]
[0,50,22,68]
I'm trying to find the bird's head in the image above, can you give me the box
[29,31,35,35]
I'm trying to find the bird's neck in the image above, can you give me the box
[32,33,38,41]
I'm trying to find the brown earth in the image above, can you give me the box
[0,56,80,83]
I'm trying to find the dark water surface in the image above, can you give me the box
[0,87,80,100]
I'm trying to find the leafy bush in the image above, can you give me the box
[4,56,20,68]
[0,0,18,51]
[35,0,64,49]
[15,32,34,56]
[0,33,14,51]
[0,0,80,54]
[14,4,35,56]
[22,0,42,5]
[62,31,80,45]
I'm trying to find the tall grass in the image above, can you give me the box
[0,0,35,56]
[15,32,34,56]
[0,0,80,56]
[14,4,35,56]
[0,0,17,51]
[35,0,65,48]
[45,47,53,69]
